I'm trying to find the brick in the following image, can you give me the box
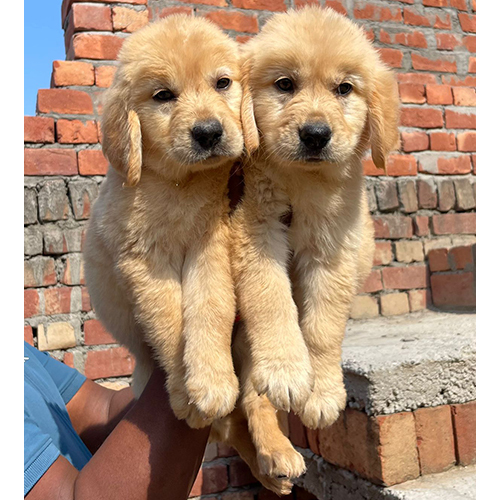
[397,179,418,213]
[452,87,476,107]
[376,181,399,212]
[57,119,98,144]
[38,180,70,221]
[25,226,43,256]
[95,65,117,87]
[457,132,475,152]
[382,265,428,290]
[83,319,118,346]
[441,75,476,87]
[432,213,475,235]
[44,226,85,255]
[387,155,418,176]
[445,110,475,129]
[217,443,237,458]
[450,0,467,9]
[176,0,227,6]
[463,36,476,53]
[70,33,124,60]
[430,132,456,151]
[398,72,437,85]
[222,492,255,500]
[454,179,475,211]
[366,184,377,212]
[24,188,38,225]
[412,54,456,73]
[78,149,109,176]
[190,464,228,496]
[25,149,78,177]
[384,29,427,49]
[401,131,428,152]
[418,153,471,175]
[428,247,451,272]
[408,289,431,311]
[471,154,476,174]
[423,0,448,5]
[458,13,476,33]
[437,179,456,212]
[449,245,474,271]
[157,6,194,18]
[431,273,475,309]
[399,83,425,104]
[69,180,99,220]
[426,84,453,105]
[288,412,308,448]
[424,237,453,255]
[378,48,404,68]
[435,33,461,51]
[400,107,443,128]
[112,6,149,33]
[374,241,393,266]
[44,287,81,315]
[52,60,95,87]
[82,286,92,312]
[417,179,437,209]
[85,346,135,379]
[25,289,41,318]
[380,292,410,316]
[412,217,429,239]
[468,56,476,73]
[451,402,476,465]
[24,325,34,345]
[204,11,259,34]
[232,0,286,12]
[361,270,383,293]
[62,253,86,285]
[24,257,57,288]
[203,442,218,463]
[38,322,77,351]
[228,459,257,487]
[24,117,55,143]
[325,1,348,16]
[350,295,379,319]
[414,406,455,475]
[394,241,424,263]
[373,215,413,239]
[434,13,451,30]
[70,3,112,31]
[37,89,93,115]
[403,7,431,27]
[353,3,402,22]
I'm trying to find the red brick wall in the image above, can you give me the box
[24,1,475,495]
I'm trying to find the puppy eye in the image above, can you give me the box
[275,78,294,93]
[216,78,232,90]
[153,89,176,102]
[337,83,353,96]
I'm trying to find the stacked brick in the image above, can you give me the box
[24,1,476,497]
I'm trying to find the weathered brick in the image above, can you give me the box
[378,48,404,68]
[394,241,424,263]
[382,265,428,290]
[44,287,82,315]
[400,107,443,128]
[452,87,476,106]
[449,245,474,271]
[426,85,453,105]
[413,215,430,236]
[25,149,78,176]
[366,183,378,212]
[431,272,475,309]
[38,321,77,351]
[69,180,99,220]
[432,213,475,235]
[24,188,38,225]
[376,181,399,212]
[401,131,428,152]
[78,149,109,176]
[468,56,476,73]
[232,0,286,12]
[38,180,70,221]
[428,247,451,272]
[397,179,418,214]
[408,289,431,311]
[353,3,402,22]
[24,117,55,143]
[288,412,308,448]
[350,295,379,319]
[373,215,413,239]
[457,132,475,152]
[84,319,116,345]
[458,13,475,33]
[24,325,34,345]
[25,226,43,256]
[70,33,124,60]
[451,402,476,465]
[430,132,456,151]
[25,289,41,318]
[380,29,427,49]
[52,60,95,87]
[424,237,453,255]
[112,6,149,33]
[435,33,461,51]
[445,110,476,129]
[463,35,476,53]
[95,65,117,88]
[228,459,258,487]
[437,179,456,212]
[412,53,456,72]
[24,257,57,288]
[454,178,475,211]
[417,179,437,209]
[361,270,383,293]
[69,3,113,32]
[380,292,410,316]
[57,119,99,144]
[374,241,393,266]
[37,89,94,115]
[418,153,471,175]
[84,346,135,379]
[204,10,259,33]
[398,72,438,85]
[62,253,86,285]
[190,464,229,496]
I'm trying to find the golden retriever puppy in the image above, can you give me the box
[232,6,400,430]
[83,15,245,428]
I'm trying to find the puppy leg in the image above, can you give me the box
[182,219,239,421]
[232,168,313,413]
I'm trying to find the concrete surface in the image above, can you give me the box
[296,451,475,500]
[342,310,476,415]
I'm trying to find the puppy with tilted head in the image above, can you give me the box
[232,6,400,431]
[83,15,245,428]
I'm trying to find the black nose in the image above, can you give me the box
[191,119,223,150]
[299,123,332,151]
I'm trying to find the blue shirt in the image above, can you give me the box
[24,342,92,496]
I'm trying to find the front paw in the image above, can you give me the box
[299,383,346,429]
[257,444,306,479]
[185,368,239,421]
[252,356,314,414]
[168,379,213,428]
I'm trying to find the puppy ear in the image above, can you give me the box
[101,86,142,187]
[240,59,259,154]
[369,66,400,171]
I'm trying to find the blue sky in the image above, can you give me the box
[25,0,66,116]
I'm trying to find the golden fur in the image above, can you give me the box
[83,15,245,428]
